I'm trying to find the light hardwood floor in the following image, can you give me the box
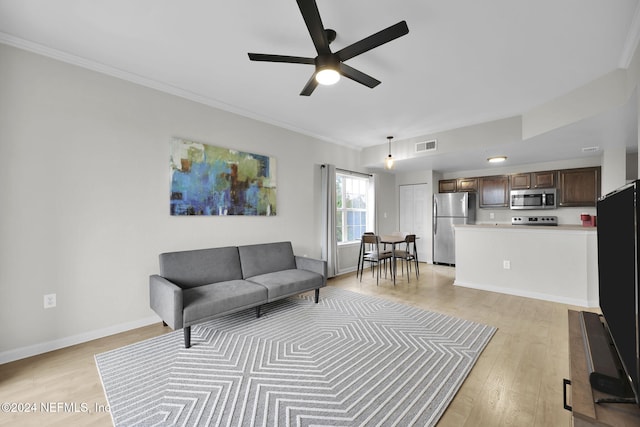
[0,263,579,426]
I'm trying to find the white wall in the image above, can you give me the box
[359,117,522,169]
[0,44,362,362]
[522,69,629,140]
[602,145,628,194]
[375,172,397,235]
[455,226,599,307]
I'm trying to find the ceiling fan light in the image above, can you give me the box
[315,68,340,85]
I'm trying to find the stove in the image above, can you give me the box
[511,216,558,226]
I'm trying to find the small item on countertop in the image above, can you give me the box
[580,213,596,227]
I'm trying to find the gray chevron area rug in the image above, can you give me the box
[95,287,496,427]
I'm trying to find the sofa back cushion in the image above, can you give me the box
[238,241,296,279]
[159,246,242,288]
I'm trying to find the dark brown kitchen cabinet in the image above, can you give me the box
[479,175,509,208]
[558,167,601,207]
[511,171,556,190]
[457,177,478,192]
[532,171,555,188]
[438,179,457,193]
[511,173,531,190]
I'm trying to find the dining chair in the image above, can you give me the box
[356,232,375,279]
[393,234,419,281]
[359,234,393,285]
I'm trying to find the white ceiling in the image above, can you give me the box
[1,0,639,172]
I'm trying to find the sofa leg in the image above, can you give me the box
[184,326,191,348]
[256,305,261,318]
[315,288,320,303]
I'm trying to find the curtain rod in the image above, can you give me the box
[321,164,372,178]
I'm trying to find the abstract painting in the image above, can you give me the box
[170,138,277,216]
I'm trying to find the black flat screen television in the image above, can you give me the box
[596,179,640,405]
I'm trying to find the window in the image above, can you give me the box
[336,172,371,243]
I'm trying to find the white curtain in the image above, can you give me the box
[321,164,338,277]
[368,173,377,234]
[322,165,377,277]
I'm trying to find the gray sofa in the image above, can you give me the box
[149,241,327,348]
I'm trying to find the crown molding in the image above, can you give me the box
[0,32,354,149]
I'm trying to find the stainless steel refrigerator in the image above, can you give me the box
[433,192,476,265]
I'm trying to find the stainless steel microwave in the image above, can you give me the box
[510,188,556,209]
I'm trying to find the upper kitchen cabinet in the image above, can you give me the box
[438,179,457,193]
[439,177,477,193]
[479,175,510,208]
[510,171,556,190]
[457,177,478,192]
[558,167,601,207]
[533,171,556,188]
[510,173,531,190]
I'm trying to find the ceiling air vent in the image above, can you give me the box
[415,139,437,153]
[582,146,600,153]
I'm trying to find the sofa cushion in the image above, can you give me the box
[182,280,267,325]
[238,242,296,279]
[246,269,323,301]
[160,246,242,289]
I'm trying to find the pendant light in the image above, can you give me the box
[385,136,394,169]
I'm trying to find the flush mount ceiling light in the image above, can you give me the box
[385,136,394,169]
[487,156,507,163]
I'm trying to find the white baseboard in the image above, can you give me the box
[453,280,598,308]
[0,315,161,365]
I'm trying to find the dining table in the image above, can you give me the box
[378,234,409,285]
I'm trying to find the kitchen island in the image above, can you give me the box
[454,224,598,307]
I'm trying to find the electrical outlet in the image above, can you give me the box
[489,212,495,219]
[503,260,511,270]
[44,293,56,309]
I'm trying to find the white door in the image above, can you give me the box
[399,184,429,262]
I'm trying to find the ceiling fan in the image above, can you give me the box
[248,0,409,96]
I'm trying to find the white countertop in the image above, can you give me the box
[455,223,597,232]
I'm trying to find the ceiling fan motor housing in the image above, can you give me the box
[315,54,340,72]
[325,29,337,44]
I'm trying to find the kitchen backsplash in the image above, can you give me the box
[476,206,597,226]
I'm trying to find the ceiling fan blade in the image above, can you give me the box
[296,0,331,55]
[339,63,381,88]
[300,73,319,96]
[248,53,315,65]
[336,21,409,62]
